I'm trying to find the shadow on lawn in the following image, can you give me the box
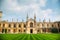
[0,36,4,40]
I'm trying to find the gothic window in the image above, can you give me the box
[37,30,39,32]
[13,29,16,33]
[52,25,54,27]
[19,24,21,27]
[8,29,10,32]
[3,24,5,27]
[43,28,46,32]
[24,24,26,28]
[19,30,20,32]
[42,24,44,27]
[14,24,16,28]
[24,30,26,32]
[30,22,33,27]
[9,24,11,28]
[47,24,49,27]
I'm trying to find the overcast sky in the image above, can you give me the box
[0,0,60,22]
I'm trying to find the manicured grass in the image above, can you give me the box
[0,33,60,40]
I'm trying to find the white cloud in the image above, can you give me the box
[1,0,60,22]
[6,0,21,11]
[42,9,53,18]
[4,0,53,19]
[39,0,47,7]
[5,0,47,12]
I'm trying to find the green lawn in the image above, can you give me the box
[0,33,60,40]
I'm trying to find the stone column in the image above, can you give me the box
[40,28,42,33]
[46,28,48,33]
[21,22,24,33]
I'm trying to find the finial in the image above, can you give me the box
[12,18,13,22]
[43,18,45,22]
[26,13,28,21]
[34,13,36,20]
[49,19,51,22]
[17,19,18,22]
[22,19,24,22]
[39,19,41,22]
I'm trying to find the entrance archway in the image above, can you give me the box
[2,29,7,33]
[2,29,4,33]
[5,29,7,33]
[30,29,33,33]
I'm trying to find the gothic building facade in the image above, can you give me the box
[0,11,60,34]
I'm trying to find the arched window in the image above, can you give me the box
[13,29,16,33]
[3,24,5,27]
[24,24,26,28]
[47,24,49,27]
[43,28,46,32]
[30,22,33,27]
[9,24,11,28]
[42,24,44,27]
[52,25,54,27]
[37,30,39,32]
[8,29,10,32]
[24,30,26,32]
[14,24,16,28]
[19,30,20,32]
[19,24,21,27]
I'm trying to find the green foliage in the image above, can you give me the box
[51,27,58,33]
[0,33,60,40]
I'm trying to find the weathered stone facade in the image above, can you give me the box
[0,11,60,34]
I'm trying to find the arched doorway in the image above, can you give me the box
[2,29,4,33]
[5,29,7,33]
[30,29,33,33]
[2,29,7,33]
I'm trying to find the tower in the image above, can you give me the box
[34,13,36,26]
[22,19,24,22]
[17,19,18,22]
[26,13,28,21]
[12,18,13,22]
[0,11,2,21]
[34,13,36,21]
[39,19,41,22]
[34,13,37,34]
[49,19,51,23]
[43,18,45,22]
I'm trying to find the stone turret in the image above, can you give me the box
[43,18,46,23]
[26,13,28,21]
[34,13,36,21]
[49,19,51,23]
[12,18,13,22]
[0,11,2,21]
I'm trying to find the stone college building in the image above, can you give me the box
[0,11,60,34]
